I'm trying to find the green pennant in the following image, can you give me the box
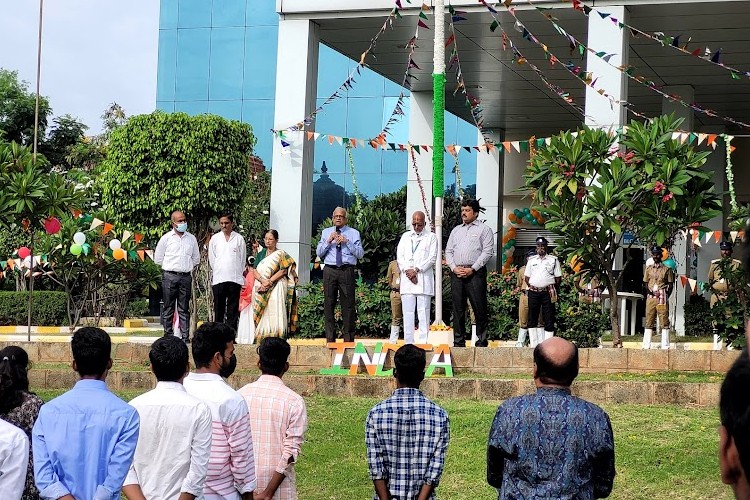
[0,261,6,270]
[520,141,529,152]
[413,146,421,155]
[448,4,455,14]
[578,44,585,56]
[731,72,740,80]
[537,138,545,148]
[490,20,499,32]
[343,137,350,144]
[688,133,697,145]
[419,11,428,20]
[395,9,402,18]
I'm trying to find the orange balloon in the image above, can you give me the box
[661,248,668,261]
[531,209,540,218]
[507,227,517,237]
[508,213,517,223]
[113,248,127,261]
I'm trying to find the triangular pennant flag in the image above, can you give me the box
[102,223,114,236]
[417,20,429,29]
[694,237,702,248]
[137,250,145,261]
[419,10,428,20]
[134,233,143,244]
[511,141,521,152]
[714,231,722,242]
[739,231,746,240]
[421,145,429,152]
[502,141,511,153]
[707,134,718,146]
[697,133,707,145]
[731,231,739,241]
[445,34,455,47]
[306,131,314,140]
[335,136,343,145]
[730,146,737,154]
[145,249,155,260]
[680,276,688,287]
[90,218,104,231]
[688,278,697,292]
[121,230,132,243]
[705,232,712,243]
[327,135,334,145]
[463,146,471,153]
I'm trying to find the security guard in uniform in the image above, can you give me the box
[643,246,674,349]
[708,241,742,348]
[386,259,402,343]
[515,249,538,347]
[575,272,603,304]
[524,237,562,346]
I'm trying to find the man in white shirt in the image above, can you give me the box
[123,336,212,500]
[209,214,246,330]
[184,322,256,500]
[0,418,29,499]
[155,210,201,342]
[524,237,562,347]
[396,211,438,344]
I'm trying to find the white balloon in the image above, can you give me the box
[73,232,86,245]
[109,239,122,250]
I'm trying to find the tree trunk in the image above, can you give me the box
[607,283,622,347]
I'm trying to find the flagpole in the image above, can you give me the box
[433,0,446,325]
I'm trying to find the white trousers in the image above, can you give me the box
[402,294,430,344]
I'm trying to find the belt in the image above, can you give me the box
[528,286,550,292]
[164,270,191,276]
[326,264,354,270]
[391,288,400,293]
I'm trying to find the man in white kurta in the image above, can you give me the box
[396,211,438,344]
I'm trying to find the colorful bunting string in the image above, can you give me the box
[723,134,738,211]
[409,144,433,225]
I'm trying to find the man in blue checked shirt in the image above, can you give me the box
[33,328,140,500]
[365,344,450,500]
[487,337,615,499]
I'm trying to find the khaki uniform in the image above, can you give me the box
[576,274,602,304]
[517,266,529,328]
[708,258,742,308]
[643,263,674,329]
[387,260,402,327]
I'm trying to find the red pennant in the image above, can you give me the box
[102,223,114,235]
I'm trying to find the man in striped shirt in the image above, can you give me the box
[445,199,495,347]
[184,322,256,500]
[238,338,308,500]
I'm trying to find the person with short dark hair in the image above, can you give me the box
[209,213,246,330]
[238,338,308,500]
[123,336,212,500]
[487,337,615,498]
[643,246,674,349]
[445,199,494,347]
[155,210,201,342]
[719,350,750,498]
[33,327,140,500]
[709,241,742,349]
[365,344,450,499]
[183,322,256,500]
[0,346,44,500]
[524,236,562,345]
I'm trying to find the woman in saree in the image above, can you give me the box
[236,256,256,344]
[252,230,298,340]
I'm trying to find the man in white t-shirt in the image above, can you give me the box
[0,418,29,499]
[209,214,246,330]
[123,335,212,500]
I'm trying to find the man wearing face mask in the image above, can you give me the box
[155,210,201,342]
[524,237,562,346]
[183,322,256,500]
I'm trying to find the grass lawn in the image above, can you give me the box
[33,390,729,499]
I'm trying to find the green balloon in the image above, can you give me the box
[663,258,676,269]
[507,239,516,247]
[523,207,531,215]
[70,244,82,256]
[531,219,539,226]
[514,209,522,218]
[501,254,507,263]
[82,243,91,256]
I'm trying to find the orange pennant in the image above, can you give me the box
[134,233,143,244]
[446,145,456,155]
[137,250,145,261]
[680,276,688,286]
[306,131,314,140]
[350,138,357,148]
[730,145,737,153]
[707,134,718,146]
[503,142,511,152]
[72,209,82,218]
[715,231,722,242]
[327,135,334,145]
[102,223,114,235]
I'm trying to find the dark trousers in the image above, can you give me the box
[162,271,192,338]
[323,266,356,342]
[527,289,556,331]
[213,282,241,330]
[451,267,488,347]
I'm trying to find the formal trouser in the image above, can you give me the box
[213,282,242,330]
[402,294,430,344]
[323,265,357,342]
[162,271,192,338]
[451,267,488,347]
[390,290,403,327]
[645,298,670,329]
[527,289,555,332]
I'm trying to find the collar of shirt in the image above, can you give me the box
[461,220,480,228]
[536,386,572,396]
[73,379,109,391]
[391,386,424,398]
[255,374,286,387]
[187,372,223,382]
[154,380,188,392]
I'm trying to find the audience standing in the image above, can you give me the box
[208,213,247,330]
[0,418,29,500]
[719,351,750,499]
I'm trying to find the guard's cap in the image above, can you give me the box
[720,241,733,251]
[650,246,662,255]
[535,236,548,246]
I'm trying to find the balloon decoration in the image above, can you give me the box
[73,232,86,245]
[112,248,127,261]
[70,244,83,256]
[661,248,668,261]
[663,258,677,270]
[43,217,61,235]
[109,239,122,251]
[18,247,31,259]
[501,207,547,274]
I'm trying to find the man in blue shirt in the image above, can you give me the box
[487,337,615,499]
[316,206,364,342]
[365,344,450,500]
[33,327,140,500]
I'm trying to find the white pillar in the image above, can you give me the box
[584,6,628,129]
[476,130,503,271]
[270,19,319,285]
[406,91,434,226]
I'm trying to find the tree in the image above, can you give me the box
[99,111,256,332]
[238,169,271,243]
[40,114,88,169]
[524,115,722,346]
[0,69,51,145]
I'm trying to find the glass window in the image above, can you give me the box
[456,115,479,147]
[176,28,211,101]
[212,0,245,27]
[209,100,242,120]
[246,0,280,27]
[160,0,179,29]
[314,145,346,174]
[443,113,458,144]
[178,0,212,28]
[175,100,208,115]
[317,45,350,100]
[157,29,178,102]
[381,173,407,194]
[385,78,407,98]
[243,26,278,100]
[156,101,176,112]
[348,145,382,175]
[347,97,383,141]
[242,99,275,163]
[314,98,347,138]
[210,27,244,100]
[344,173,380,200]
[382,150,407,174]
[349,63,384,98]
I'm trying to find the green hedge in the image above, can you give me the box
[0,291,69,326]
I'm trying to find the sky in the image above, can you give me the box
[0,0,159,134]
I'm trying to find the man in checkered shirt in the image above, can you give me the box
[365,344,450,500]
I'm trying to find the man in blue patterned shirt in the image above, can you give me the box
[487,337,615,499]
[365,344,450,500]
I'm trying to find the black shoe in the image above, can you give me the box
[453,343,466,348]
